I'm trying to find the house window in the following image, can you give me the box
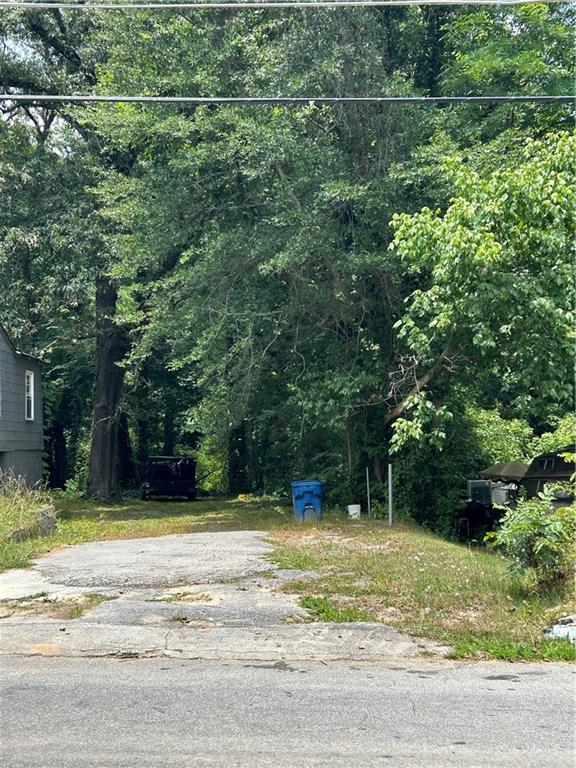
[25,371,34,421]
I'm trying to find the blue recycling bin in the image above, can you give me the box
[292,480,323,522]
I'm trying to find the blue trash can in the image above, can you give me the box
[292,480,323,522]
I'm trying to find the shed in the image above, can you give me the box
[0,324,44,485]
[521,446,574,498]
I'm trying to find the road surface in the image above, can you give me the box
[1,656,573,767]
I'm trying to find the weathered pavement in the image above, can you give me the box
[1,656,574,768]
[0,531,448,660]
[1,532,574,768]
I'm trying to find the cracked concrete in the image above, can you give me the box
[0,530,450,661]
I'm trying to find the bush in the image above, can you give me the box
[486,490,575,588]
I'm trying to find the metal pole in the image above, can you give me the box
[388,462,393,527]
[366,466,371,518]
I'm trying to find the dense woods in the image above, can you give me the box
[1,3,574,531]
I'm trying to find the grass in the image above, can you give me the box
[0,494,573,660]
[0,473,53,541]
[299,595,377,623]
[269,520,576,662]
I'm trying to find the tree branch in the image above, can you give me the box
[384,345,453,426]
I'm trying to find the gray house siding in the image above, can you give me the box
[0,327,44,484]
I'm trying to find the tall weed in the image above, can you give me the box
[0,472,52,539]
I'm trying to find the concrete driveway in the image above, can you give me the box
[0,531,448,661]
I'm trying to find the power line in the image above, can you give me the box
[0,0,564,9]
[1,94,573,104]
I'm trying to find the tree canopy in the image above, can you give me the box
[0,3,573,528]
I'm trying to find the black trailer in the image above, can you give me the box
[140,456,196,500]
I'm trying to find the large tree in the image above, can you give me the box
[1,4,573,515]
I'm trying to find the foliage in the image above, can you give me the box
[0,7,574,520]
[390,132,575,448]
[486,491,576,587]
[532,413,576,456]
[385,402,534,535]
[440,3,575,141]
[467,407,534,464]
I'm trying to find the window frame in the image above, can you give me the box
[25,370,35,421]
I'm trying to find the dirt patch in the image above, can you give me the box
[443,605,484,629]
[0,593,113,620]
[168,615,217,628]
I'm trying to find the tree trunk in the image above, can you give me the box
[48,418,67,489]
[162,398,176,456]
[345,417,354,503]
[373,455,384,485]
[136,416,149,483]
[118,411,135,488]
[86,277,129,500]
[228,423,250,495]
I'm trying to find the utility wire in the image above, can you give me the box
[1,94,573,104]
[0,0,565,9]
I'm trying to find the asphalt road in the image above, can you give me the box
[1,657,574,767]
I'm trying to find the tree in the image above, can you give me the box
[388,131,574,450]
[1,5,573,521]
[1,9,137,498]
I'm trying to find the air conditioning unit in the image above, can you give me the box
[467,480,492,507]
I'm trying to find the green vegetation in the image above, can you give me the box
[532,414,576,455]
[270,518,576,661]
[299,596,377,624]
[0,7,573,527]
[0,8,574,658]
[0,592,110,620]
[0,473,53,541]
[0,497,292,572]
[486,493,576,587]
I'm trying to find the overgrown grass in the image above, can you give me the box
[269,521,576,662]
[0,473,52,541]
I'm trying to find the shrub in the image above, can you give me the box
[486,490,575,588]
